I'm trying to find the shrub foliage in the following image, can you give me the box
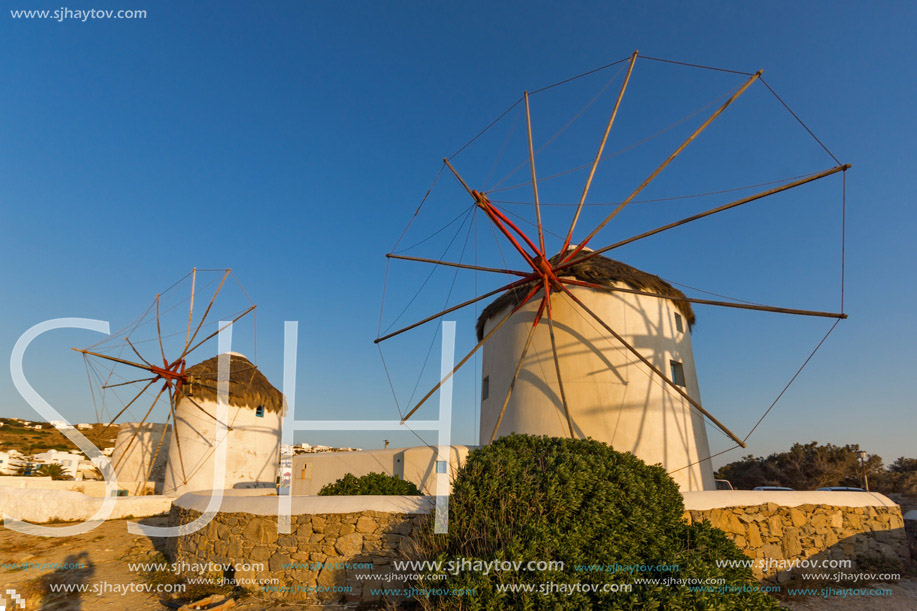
[318,471,421,496]
[410,435,778,610]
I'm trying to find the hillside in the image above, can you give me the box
[0,418,117,456]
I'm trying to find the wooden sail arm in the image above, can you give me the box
[490,297,547,443]
[400,282,543,423]
[544,280,575,438]
[564,69,763,263]
[559,278,847,320]
[556,164,850,273]
[562,50,639,253]
[374,274,538,344]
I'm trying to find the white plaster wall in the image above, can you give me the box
[0,486,172,523]
[0,476,113,497]
[174,488,433,516]
[291,448,402,496]
[682,490,900,510]
[403,445,470,494]
[480,281,714,491]
[162,397,282,496]
[111,422,171,495]
[291,445,471,496]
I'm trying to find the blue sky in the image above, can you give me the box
[1,1,914,468]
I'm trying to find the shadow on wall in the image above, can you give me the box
[905,514,917,561]
[760,527,913,587]
[136,514,173,558]
[232,481,276,489]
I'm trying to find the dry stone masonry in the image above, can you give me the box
[169,497,910,603]
[683,503,909,580]
[169,505,427,603]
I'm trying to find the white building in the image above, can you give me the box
[0,450,27,475]
[292,445,471,495]
[476,250,714,491]
[31,449,86,479]
[162,353,285,496]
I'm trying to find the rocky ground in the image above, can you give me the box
[2,517,915,610]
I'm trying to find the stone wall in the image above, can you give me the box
[169,504,427,603]
[684,503,909,580]
[167,491,910,603]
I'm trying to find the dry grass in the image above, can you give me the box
[175,354,284,414]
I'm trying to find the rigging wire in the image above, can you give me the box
[374,211,477,451]
[406,208,477,408]
[666,445,742,476]
[489,170,824,208]
[447,55,632,161]
[490,63,630,191]
[759,77,842,165]
[378,164,446,335]
[485,86,737,195]
[482,104,522,190]
[743,319,841,443]
[392,204,475,254]
[663,280,770,307]
[379,207,475,336]
[639,55,755,76]
[378,53,850,460]
[529,55,632,95]
[449,98,524,161]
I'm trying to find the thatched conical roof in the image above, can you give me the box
[476,252,695,340]
[176,353,284,414]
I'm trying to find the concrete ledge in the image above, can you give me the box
[0,485,173,524]
[172,489,434,516]
[682,490,898,511]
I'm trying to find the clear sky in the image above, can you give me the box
[1,1,914,469]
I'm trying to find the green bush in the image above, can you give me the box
[411,435,778,610]
[318,471,421,496]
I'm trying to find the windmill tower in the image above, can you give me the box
[162,353,284,496]
[111,422,171,494]
[74,268,269,496]
[477,249,713,490]
[378,51,848,488]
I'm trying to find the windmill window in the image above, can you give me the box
[675,313,684,333]
[256,406,265,418]
[481,376,489,401]
[435,460,447,474]
[670,361,686,387]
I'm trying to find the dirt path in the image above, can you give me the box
[0,517,349,610]
[3,519,915,610]
[1,518,173,610]
[780,577,917,611]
